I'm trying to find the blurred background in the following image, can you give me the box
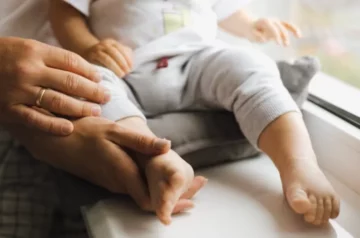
[221,0,360,88]
[219,0,360,118]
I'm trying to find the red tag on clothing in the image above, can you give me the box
[156,57,169,69]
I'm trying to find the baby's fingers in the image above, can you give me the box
[260,20,282,45]
[252,31,267,43]
[274,21,290,46]
[172,199,194,214]
[282,21,302,38]
[92,52,125,78]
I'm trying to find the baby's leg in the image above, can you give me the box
[98,66,199,224]
[186,48,339,225]
[116,117,195,225]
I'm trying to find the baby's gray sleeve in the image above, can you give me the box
[96,66,146,122]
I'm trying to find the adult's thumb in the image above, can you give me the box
[108,125,171,155]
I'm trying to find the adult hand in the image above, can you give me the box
[249,19,302,46]
[7,116,206,213]
[0,37,111,135]
[83,38,133,78]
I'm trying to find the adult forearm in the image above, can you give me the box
[49,0,99,56]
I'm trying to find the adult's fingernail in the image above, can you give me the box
[92,105,101,116]
[94,72,102,82]
[154,138,171,150]
[103,90,111,103]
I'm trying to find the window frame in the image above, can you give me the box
[307,71,360,129]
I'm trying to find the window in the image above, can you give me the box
[291,0,360,124]
[293,0,360,89]
[220,0,360,125]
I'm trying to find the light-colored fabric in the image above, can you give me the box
[98,66,146,122]
[99,45,299,147]
[63,0,250,67]
[84,156,353,238]
[0,0,58,46]
[213,0,252,20]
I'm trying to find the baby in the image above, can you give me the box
[50,0,340,226]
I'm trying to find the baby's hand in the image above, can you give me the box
[84,39,133,78]
[248,18,302,46]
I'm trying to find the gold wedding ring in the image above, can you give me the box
[35,88,47,107]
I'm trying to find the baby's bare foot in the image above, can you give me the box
[280,158,340,225]
[145,150,194,225]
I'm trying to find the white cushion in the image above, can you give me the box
[84,155,353,238]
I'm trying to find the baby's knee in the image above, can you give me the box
[216,47,280,79]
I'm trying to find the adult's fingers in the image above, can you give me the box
[180,176,208,200]
[106,124,171,155]
[93,51,125,78]
[42,44,101,83]
[31,88,102,118]
[8,104,73,135]
[274,21,290,46]
[103,46,130,74]
[282,21,302,38]
[41,67,110,104]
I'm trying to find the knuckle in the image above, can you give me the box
[50,94,65,110]
[14,61,36,78]
[135,134,147,148]
[65,73,79,91]
[173,172,187,186]
[92,85,103,100]
[81,102,91,116]
[21,40,39,55]
[103,38,115,45]
[23,110,39,127]
[93,44,102,51]
[107,123,122,135]
[46,120,55,134]
[63,51,79,69]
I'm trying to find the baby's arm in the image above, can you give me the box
[49,0,132,77]
[218,9,301,46]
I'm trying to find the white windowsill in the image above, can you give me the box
[302,101,360,237]
[309,72,360,118]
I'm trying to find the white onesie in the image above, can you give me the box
[64,0,251,67]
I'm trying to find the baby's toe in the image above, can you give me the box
[313,197,324,225]
[304,194,317,223]
[330,196,341,219]
[286,186,311,214]
[322,197,332,224]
